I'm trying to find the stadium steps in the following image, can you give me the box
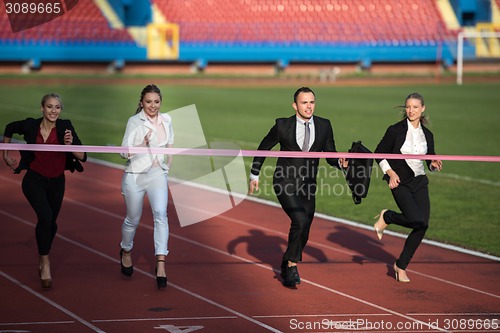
[436,0,460,30]
[152,3,168,24]
[127,27,147,47]
[126,3,167,48]
[93,0,124,29]
[493,1,500,25]
[93,0,151,48]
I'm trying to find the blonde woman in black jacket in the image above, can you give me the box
[373,93,442,283]
[3,93,86,289]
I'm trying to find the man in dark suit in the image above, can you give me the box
[248,87,346,288]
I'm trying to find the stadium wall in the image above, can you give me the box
[0,41,462,73]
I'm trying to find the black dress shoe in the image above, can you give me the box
[294,266,301,284]
[281,261,300,284]
[120,249,134,277]
[283,266,300,287]
[280,261,287,279]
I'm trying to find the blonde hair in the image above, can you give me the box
[41,93,64,110]
[398,92,429,126]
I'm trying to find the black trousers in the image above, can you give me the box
[22,170,65,256]
[384,175,430,270]
[274,179,316,263]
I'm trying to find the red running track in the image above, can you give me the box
[0,160,499,333]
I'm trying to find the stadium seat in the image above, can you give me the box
[0,0,134,46]
[153,0,454,44]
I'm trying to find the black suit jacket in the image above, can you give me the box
[251,115,340,185]
[4,117,87,174]
[374,119,435,184]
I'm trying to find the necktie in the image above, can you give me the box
[302,122,310,152]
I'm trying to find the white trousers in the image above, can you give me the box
[120,167,169,256]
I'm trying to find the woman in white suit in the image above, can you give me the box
[119,84,174,289]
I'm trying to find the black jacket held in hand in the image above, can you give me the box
[374,119,435,185]
[345,141,373,205]
[4,117,87,174]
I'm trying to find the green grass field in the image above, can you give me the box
[1,77,499,256]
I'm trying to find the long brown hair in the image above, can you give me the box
[135,84,162,114]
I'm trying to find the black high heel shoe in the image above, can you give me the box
[120,249,134,277]
[155,259,167,289]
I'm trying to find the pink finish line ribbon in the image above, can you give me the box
[1,143,500,162]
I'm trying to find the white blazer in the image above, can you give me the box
[121,111,174,173]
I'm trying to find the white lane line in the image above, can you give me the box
[253,312,500,318]
[5,171,498,330]
[433,172,500,187]
[253,314,390,318]
[0,209,283,333]
[212,212,500,299]
[2,195,493,333]
[93,316,238,323]
[88,156,500,187]
[65,161,500,262]
[0,321,74,326]
[0,268,105,333]
[58,198,451,333]
[410,312,500,316]
[152,224,450,333]
[5,195,449,333]
[2,163,498,333]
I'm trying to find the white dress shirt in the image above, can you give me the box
[379,119,428,177]
[296,116,315,151]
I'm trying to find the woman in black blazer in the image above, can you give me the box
[3,93,86,289]
[373,93,442,282]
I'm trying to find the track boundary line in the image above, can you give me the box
[86,157,500,262]
[4,155,497,263]
[0,195,453,332]
[433,172,500,187]
[411,312,500,316]
[210,212,500,300]
[93,316,238,323]
[134,215,452,333]
[253,313,391,318]
[0,267,105,333]
[38,198,453,333]
[0,320,75,326]
[0,209,283,333]
[3,167,499,298]
[2,162,498,333]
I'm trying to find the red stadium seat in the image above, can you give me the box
[152,0,452,44]
[0,0,133,44]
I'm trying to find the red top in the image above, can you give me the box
[30,127,66,178]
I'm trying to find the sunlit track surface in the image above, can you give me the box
[1,161,499,333]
